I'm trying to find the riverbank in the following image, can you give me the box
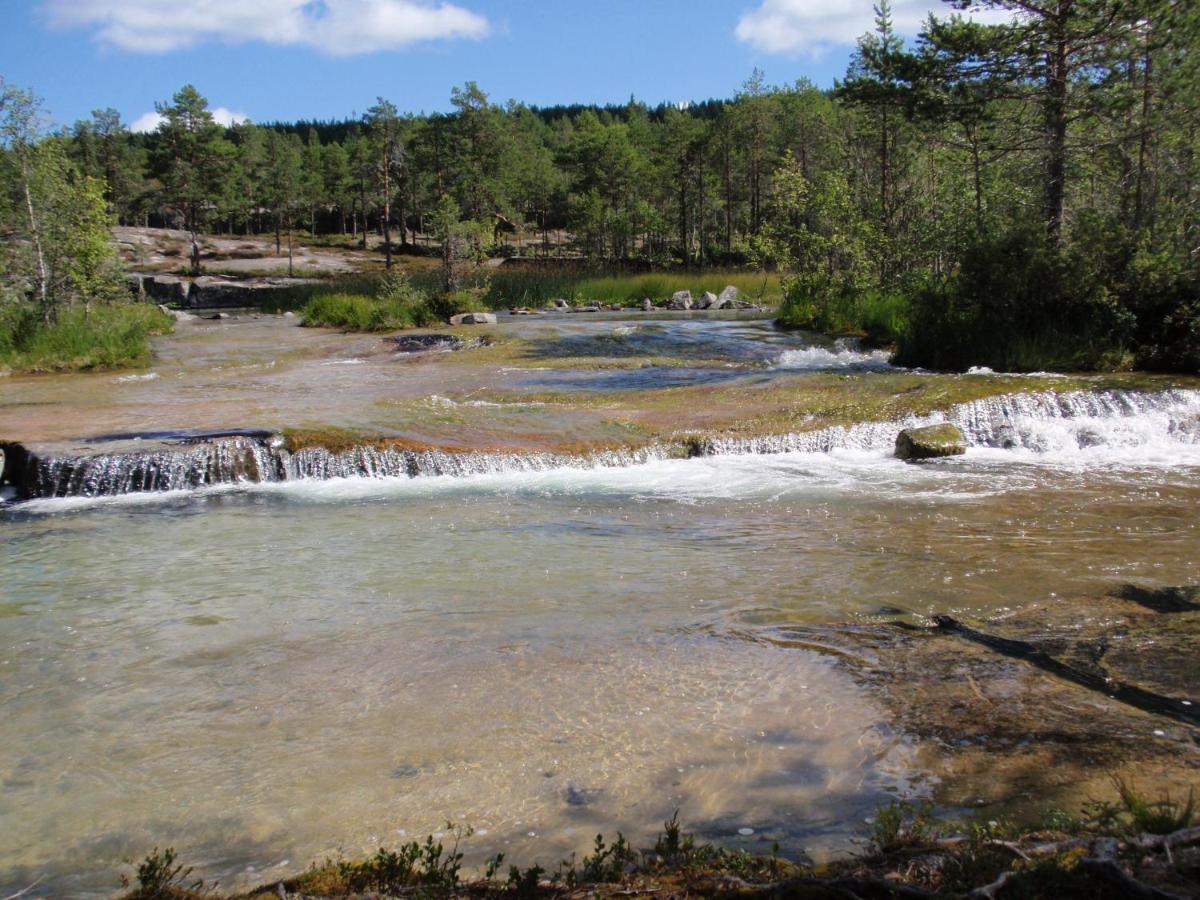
[117,800,1200,899]
[3,309,1197,896]
[0,303,174,375]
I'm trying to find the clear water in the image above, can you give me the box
[3,432,1200,895]
[2,315,1199,895]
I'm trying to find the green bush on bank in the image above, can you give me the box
[299,271,490,332]
[775,280,909,348]
[0,302,174,373]
[895,228,1135,372]
[476,269,782,309]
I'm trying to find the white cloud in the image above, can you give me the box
[735,0,1011,57]
[42,0,490,56]
[130,106,249,133]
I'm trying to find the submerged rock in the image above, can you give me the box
[895,423,967,460]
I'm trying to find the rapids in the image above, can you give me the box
[2,312,1198,896]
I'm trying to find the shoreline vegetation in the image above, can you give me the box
[0,302,173,374]
[116,796,1200,899]
[6,0,1200,378]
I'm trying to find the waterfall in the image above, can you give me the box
[6,389,1198,500]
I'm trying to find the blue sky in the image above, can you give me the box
[1,0,967,131]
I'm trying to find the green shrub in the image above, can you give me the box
[300,271,442,332]
[776,280,909,347]
[869,800,938,853]
[895,227,1134,372]
[0,302,173,373]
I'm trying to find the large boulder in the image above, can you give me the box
[449,312,497,325]
[895,423,967,460]
[144,275,190,305]
[641,297,653,311]
[667,290,693,310]
[718,285,740,306]
[696,291,718,310]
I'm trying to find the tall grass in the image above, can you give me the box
[477,268,782,308]
[300,293,437,331]
[776,287,910,347]
[0,303,174,373]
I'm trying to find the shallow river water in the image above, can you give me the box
[2,315,1199,895]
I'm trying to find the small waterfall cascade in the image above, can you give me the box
[5,388,1197,500]
[701,388,1200,456]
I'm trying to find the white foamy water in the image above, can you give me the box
[774,342,895,371]
[4,390,1200,897]
[114,372,160,383]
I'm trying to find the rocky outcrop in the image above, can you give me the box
[449,312,497,325]
[127,273,320,309]
[895,423,967,460]
[667,290,693,310]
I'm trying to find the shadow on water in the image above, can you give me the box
[1112,584,1200,613]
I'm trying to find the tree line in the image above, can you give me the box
[3,0,1198,370]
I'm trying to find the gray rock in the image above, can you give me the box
[449,312,497,325]
[697,291,718,310]
[641,297,653,311]
[552,298,571,309]
[718,285,740,305]
[145,275,190,304]
[563,783,602,806]
[571,305,601,313]
[895,423,967,460]
[668,290,693,310]
[157,304,196,322]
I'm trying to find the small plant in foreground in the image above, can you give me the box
[870,800,938,853]
[120,847,204,898]
[1112,776,1195,835]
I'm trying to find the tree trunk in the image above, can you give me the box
[22,173,51,323]
[1043,0,1072,246]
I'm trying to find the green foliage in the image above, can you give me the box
[121,847,203,899]
[0,302,173,372]
[869,800,938,853]
[777,286,909,347]
[1112,777,1196,835]
[505,863,545,896]
[300,291,435,332]
[334,823,471,894]
[576,832,635,884]
[896,227,1135,372]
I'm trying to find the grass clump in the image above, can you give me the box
[300,271,437,332]
[776,285,909,347]
[476,268,782,309]
[0,302,174,373]
[1086,776,1197,836]
[868,799,938,853]
[119,846,205,899]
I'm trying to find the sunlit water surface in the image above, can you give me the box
[3,440,1200,895]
